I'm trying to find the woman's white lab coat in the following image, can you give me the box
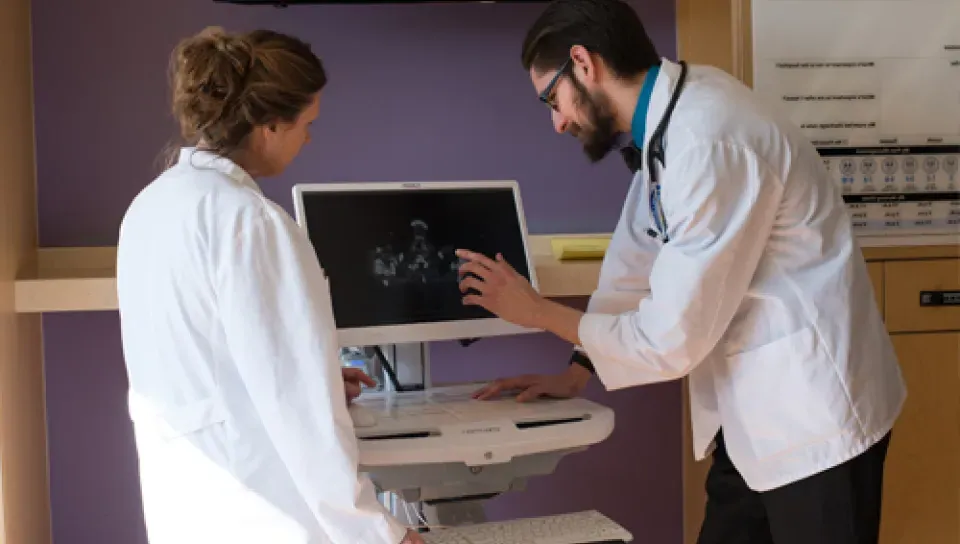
[576,59,907,492]
[116,149,406,544]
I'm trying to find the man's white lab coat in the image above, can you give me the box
[116,149,406,543]
[577,59,907,491]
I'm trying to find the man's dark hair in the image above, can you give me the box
[521,0,660,79]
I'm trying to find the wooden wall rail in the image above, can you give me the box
[0,0,53,542]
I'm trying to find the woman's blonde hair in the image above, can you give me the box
[164,26,327,165]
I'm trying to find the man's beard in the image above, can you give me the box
[569,78,619,163]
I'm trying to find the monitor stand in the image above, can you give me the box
[362,341,489,526]
[349,340,615,534]
[423,499,487,527]
[380,491,487,528]
[371,342,431,393]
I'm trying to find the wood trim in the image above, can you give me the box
[0,0,52,541]
[676,0,738,76]
[680,380,710,544]
[731,0,753,85]
[862,244,960,262]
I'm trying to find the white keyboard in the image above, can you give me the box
[420,510,632,544]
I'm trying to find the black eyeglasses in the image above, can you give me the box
[538,58,572,111]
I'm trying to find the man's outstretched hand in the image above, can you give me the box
[456,249,546,329]
[472,364,592,403]
[456,249,586,347]
[342,367,376,403]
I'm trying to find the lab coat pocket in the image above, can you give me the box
[719,326,847,461]
[132,397,247,520]
[129,396,229,442]
[158,397,229,440]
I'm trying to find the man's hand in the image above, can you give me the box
[456,250,546,329]
[472,364,592,402]
[342,367,376,403]
[456,249,586,346]
[400,529,425,544]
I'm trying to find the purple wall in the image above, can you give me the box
[32,1,681,543]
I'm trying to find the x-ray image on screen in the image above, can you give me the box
[300,186,531,331]
[368,219,460,287]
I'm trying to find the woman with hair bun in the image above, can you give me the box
[116,27,423,544]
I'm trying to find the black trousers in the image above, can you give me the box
[696,430,891,544]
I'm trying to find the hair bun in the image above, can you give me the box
[166,27,327,166]
[173,26,255,96]
[214,36,255,93]
[202,26,253,63]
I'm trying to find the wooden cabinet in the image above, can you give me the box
[880,332,960,544]
[878,258,960,544]
[682,254,960,544]
[884,259,960,333]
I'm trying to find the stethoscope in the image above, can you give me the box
[620,60,689,244]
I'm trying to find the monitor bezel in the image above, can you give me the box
[292,180,542,347]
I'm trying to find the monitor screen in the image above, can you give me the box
[293,181,539,347]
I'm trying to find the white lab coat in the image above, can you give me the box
[116,148,407,543]
[577,59,907,492]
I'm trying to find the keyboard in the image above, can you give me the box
[420,510,632,544]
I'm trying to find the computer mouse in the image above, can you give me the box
[350,405,378,428]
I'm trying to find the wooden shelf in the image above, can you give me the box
[13,234,608,313]
[14,233,959,313]
[15,247,118,313]
[529,233,606,298]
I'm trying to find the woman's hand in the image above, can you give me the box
[400,529,425,544]
[342,367,376,403]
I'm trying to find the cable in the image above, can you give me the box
[416,507,429,528]
[402,500,415,525]
[372,346,403,392]
[398,496,436,532]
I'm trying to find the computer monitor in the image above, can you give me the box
[292,181,540,347]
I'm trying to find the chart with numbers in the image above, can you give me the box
[820,146,960,234]
[752,0,960,236]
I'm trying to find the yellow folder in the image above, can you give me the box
[550,236,611,261]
